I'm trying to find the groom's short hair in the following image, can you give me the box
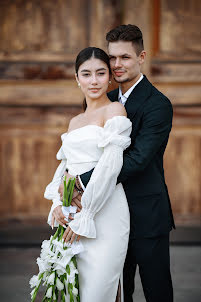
[106,24,144,56]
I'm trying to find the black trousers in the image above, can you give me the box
[123,234,173,302]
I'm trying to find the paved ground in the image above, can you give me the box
[0,245,200,302]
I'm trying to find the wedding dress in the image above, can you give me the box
[44,115,132,302]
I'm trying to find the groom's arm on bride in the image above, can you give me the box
[79,95,173,186]
[78,170,94,189]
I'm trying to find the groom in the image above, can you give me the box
[61,24,175,302]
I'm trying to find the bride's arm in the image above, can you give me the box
[45,115,82,228]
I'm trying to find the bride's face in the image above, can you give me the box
[76,57,110,100]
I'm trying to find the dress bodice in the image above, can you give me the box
[57,116,132,176]
[57,125,103,176]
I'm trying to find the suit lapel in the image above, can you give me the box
[108,76,153,120]
[125,75,152,120]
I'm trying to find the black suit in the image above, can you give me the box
[80,75,174,302]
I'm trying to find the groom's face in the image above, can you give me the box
[108,41,144,85]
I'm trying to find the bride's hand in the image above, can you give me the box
[63,225,81,244]
[51,205,67,228]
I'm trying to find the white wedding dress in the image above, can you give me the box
[44,115,132,302]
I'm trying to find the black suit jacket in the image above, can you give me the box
[80,75,175,239]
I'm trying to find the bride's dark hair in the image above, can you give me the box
[75,47,111,111]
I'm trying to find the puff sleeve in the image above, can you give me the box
[69,116,132,238]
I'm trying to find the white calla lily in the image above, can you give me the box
[29,275,40,288]
[47,272,55,285]
[72,286,78,296]
[56,277,64,291]
[46,286,52,298]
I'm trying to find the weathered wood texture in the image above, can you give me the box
[0,0,89,61]
[0,80,84,106]
[0,106,82,219]
[151,0,201,82]
[164,107,201,226]
[160,0,201,59]
[0,0,200,227]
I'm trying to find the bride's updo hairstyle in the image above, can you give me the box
[75,47,111,111]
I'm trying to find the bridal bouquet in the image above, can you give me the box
[30,176,83,302]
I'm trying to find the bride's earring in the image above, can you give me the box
[78,82,81,88]
[109,80,111,84]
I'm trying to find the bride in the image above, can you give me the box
[44,47,132,302]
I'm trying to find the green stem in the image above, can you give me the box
[68,178,76,206]
[65,179,71,206]
[63,177,67,206]
[59,229,64,241]
[55,287,59,301]
[41,287,48,302]
[61,289,66,302]
[52,226,60,241]
[42,295,47,302]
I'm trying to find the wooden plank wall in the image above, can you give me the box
[0,0,200,227]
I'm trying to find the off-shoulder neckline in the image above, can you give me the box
[67,124,102,136]
[66,115,130,136]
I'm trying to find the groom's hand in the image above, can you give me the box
[71,193,82,212]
